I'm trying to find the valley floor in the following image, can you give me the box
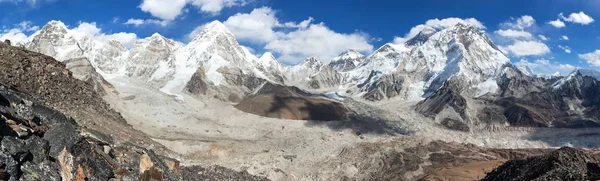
[103,76,600,180]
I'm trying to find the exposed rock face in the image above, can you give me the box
[362,72,405,101]
[185,66,268,102]
[0,42,151,146]
[483,147,600,181]
[416,78,467,121]
[63,57,113,96]
[235,83,348,121]
[416,66,600,130]
[0,84,174,180]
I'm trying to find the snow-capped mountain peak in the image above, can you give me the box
[300,57,323,69]
[333,49,364,61]
[259,52,279,66]
[43,20,69,33]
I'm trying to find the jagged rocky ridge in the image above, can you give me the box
[417,66,600,131]
[0,41,269,180]
[483,147,600,181]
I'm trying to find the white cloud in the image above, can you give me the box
[547,19,566,28]
[561,35,569,40]
[139,0,245,20]
[222,7,282,43]
[189,0,244,15]
[265,23,373,64]
[558,45,572,53]
[579,49,600,67]
[124,18,169,26]
[501,15,536,30]
[538,35,548,41]
[73,22,138,47]
[517,58,578,76]
[502,41,550,56]
[0,29,29,43]
[215,7,373,64]
[139,0,187,21]
[495,29,532,38]
[393,17,485,44]
[0,20,43,43]
[560,12,595,25]
[514,15,535,29]
[18,21,39,32]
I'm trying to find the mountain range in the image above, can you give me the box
[19,20,600,131]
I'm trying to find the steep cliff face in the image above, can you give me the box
[416,66,600,131]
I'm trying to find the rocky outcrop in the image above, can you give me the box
[362,72,405,101]
[63,57,114,96]
[483,147,600,181]
[0,83,268,180]
[185,66,268,102]
[0,41,154,147]
[416,79,467,120]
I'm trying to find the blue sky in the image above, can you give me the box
[0,0,599,75]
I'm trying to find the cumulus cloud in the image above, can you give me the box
[558,45,572,53]
[517,58,578,76]
[561,35,569,40]
[495,29,532,39]
[214,7,373,64]
[264,23,373,64]
[393,17,485,44]
[579,49,600,67]
[139,0,245,20]
[222,7,282,43]
[501,15,536,29]
[189,0,245,15]
[124,18,169,26]
[0,29,29,43]
[547,19,566,28]
[0,20,40,43]
[139,0,187,21]
[559,12,595,25]
[538,35,548,41]
[501,41,550,56]
[73,22,138,47]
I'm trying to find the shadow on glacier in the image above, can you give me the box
[521,127,600,149]
[304,112,412,136]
